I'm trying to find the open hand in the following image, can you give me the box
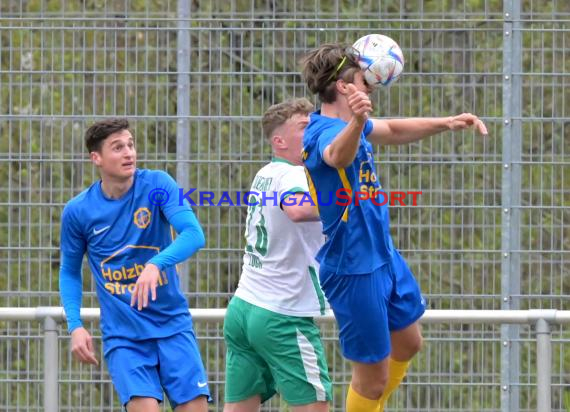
[448,113,488,136]
[130,263,160,310]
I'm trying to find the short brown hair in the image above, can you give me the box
[262,98,314,139]
[301,43,361,103]
[85,118,130,152]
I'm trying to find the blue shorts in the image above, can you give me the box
[320,249,426,364]
[104,330,210,409]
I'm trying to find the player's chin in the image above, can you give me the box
[120,164,136,177]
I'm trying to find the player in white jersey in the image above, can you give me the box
[223,98,331,412]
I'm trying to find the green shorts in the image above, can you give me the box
[223,296,332,405]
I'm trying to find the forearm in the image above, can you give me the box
[377,117,451,145]
[324,117,367,168]
[371,113,487,145]
[147,210,205,270]
[59,253,84,333]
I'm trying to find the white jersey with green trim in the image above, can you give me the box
[234,159,328,317]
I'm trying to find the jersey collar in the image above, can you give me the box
[271,157,295,165]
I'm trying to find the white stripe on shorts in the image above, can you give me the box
[296,328,326,402]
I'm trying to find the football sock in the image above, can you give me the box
[346,384,380,412]
[377,358,410,412]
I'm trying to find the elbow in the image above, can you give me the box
[332,158,353,169]
[284,205,318,222]
[326,151,354,169]
[284,207,303,222]
[378,135,397,145]
[288,211,306,223]
[283,205,304,222]
[323,145,356,169]
[195,229,206,249]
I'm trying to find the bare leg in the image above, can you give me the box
[223,395,262,412]
[126,397,160,412]
[291,401,329,412]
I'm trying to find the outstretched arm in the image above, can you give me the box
[368,113,488,145]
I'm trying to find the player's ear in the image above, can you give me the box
[336,79,349,95]
[272,134,286,149]
[90,151,102,166]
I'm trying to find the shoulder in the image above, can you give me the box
[137,168,169,181]
[263,162,304,181]
[308,112,342,129]
[63,183,97,213]
[304,113,323,140]
[137,169,177,186]
[303,113,322,142]
[280,164,305,179]
[267,164,308,195]
[305,113,344,142]
[62,185,96,227]
[280,165,308,190]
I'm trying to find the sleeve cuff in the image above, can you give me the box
[67,321,83,334]
[280,186,307,202]
[146,259,164,271]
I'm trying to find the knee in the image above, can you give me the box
[177,396,208,412]
[223,403,240,412]
[223,396,260,412]
[352,370,388,399]
[223,405,236,412]
[407,334,423,357]
[397,333,423,361]
[126,397,159,412]
[368,379,388,399]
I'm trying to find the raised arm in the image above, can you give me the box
[322,84,372,168]
[367,113,488,145]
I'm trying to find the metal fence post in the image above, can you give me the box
[501,1,523,411]
[43,316,59,412]
[177,0,192,293]
[536,319,552,412]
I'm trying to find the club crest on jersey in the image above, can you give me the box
[133,207,151,229]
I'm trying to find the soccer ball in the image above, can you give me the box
[352,34,404,87]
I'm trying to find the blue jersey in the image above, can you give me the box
[60,169,193,342]
[302,111,394,275]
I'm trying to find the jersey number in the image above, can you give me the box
[245,195,268,256]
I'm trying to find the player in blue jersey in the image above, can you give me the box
[59,118,210,412]
[301,44,488,412]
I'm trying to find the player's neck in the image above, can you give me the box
[272,152,300,166]
[100,175,134,199]
[320,101,352,123]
